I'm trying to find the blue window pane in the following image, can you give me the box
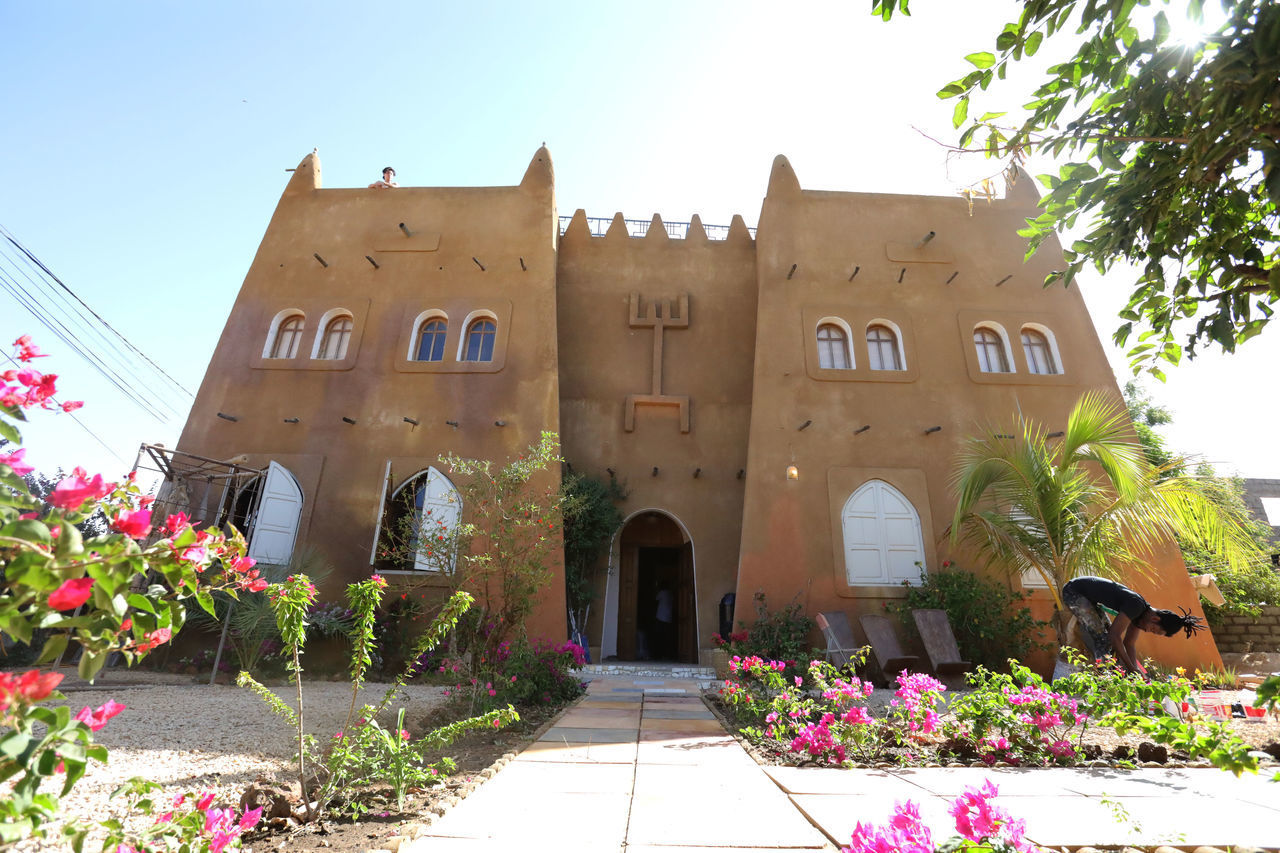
[416,320,446,362]
[464,320,495,362]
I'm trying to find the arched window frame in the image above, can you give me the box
[1020,323,1063,375]
[815,317,855,370]
[865,319,906,371]
[263,310,306,359]
[973,323,1015,374]
[408,310,449,362]
[311,309,354,360]
[457,310,498,363]
[388,466,462,574]
[840,479,926,586]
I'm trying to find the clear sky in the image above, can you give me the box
[2,0,1276,483]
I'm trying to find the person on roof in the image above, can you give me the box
[1061,575,1205,676]
[369,166,398,189]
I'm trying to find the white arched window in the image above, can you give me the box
[392,467,461,573]
[461,315,497,363]
[265,312,305,359]
[315,312,353,360]
[866,322,904,371]
[816,321,853,369]
[1021,326,1060,375]
[841,480,925,585]
[974,325,1012,373]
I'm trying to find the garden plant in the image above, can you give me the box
[0,336,267,849]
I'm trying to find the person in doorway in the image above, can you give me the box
[653,585,674,660]
[1061,575,1206,676]
[369,166,398,189]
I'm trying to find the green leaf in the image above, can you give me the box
[952,96,969,129]
[1024,30,1043,56]
[1,518,52,547]
[0,419,21,445]
[965,51,996,69]
[35,631,69,664]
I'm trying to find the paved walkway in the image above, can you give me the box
[404,673,1280,851]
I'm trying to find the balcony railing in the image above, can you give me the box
[558,215,756,241]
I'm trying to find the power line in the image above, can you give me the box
[0,262,174,423]
[0,247,185,418]
[0,227,195,424]
[0,224,193,399]
[0,352,131,468]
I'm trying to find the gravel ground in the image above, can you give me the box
[12,669,448,851]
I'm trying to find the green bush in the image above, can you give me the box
[888,565,1050,672]
[734,592,816,666]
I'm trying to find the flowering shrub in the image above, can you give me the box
[100,780,263,853]
[845,781,1032,853]
[945,662,1089,766]
[442,636,586,714]
[239,575,518,821]
[719,656,947,766]
[0,337,264,847]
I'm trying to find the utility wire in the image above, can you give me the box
[0,230,193,423]
[0,263,173,423]
[0,245,185,419]
[0,352,131,468]
[0,224,193,399]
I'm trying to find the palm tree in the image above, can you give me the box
[950,391,1261,649]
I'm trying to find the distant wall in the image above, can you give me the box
[1212,605,1280,654]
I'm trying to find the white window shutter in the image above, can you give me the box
[247,462,304,565]
[369,461,393,565]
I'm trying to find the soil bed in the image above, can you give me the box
[14,668,575,853]
[706,686,1280,771]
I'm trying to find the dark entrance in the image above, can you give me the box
[616,512,696,663]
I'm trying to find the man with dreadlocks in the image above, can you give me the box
[1061,576,1206,676]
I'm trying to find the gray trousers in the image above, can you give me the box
[1062,585,1114,661]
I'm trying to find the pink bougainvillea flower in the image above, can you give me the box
[400,729,410,740]
[60,400,84,413]
[74,699,126,732]
[119,618,133,632]
[16,669,63,703]
[0,448,34,475]
[240,806,263,830]
[227,555,256,574]
[164,511,191,534]
[370,573,387,588]
[179,544,209,565]
[111,507,152,539]
[196,791,216,811]
[48,577,95,610]
[137,627,172,652]
[13,335,48,361]
[47,469,115,510]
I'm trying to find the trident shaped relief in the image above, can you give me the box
[624,292,691,433]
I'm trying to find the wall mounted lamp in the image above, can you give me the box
[786,465,799,480]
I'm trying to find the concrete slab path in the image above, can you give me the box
[403,672,1280,852]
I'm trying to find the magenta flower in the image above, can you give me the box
[196,791,215,811]
[74,699,125,731]
[0,448,34,475]
[48,469,114,510]
[111,507,152,539]
[48,577,95,610]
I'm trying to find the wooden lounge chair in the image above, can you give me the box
[815,611,864,668]
[857,613,920,684]
[911,608,972,678]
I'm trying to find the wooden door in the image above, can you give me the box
[617,543,639,660]
[676,542,695,663]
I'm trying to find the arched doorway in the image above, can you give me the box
[612,510,697,663]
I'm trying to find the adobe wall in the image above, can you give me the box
[555,211,757,661]
[733,156,1222,674]
[177,149,568,641]
[1212,606,1280,654]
